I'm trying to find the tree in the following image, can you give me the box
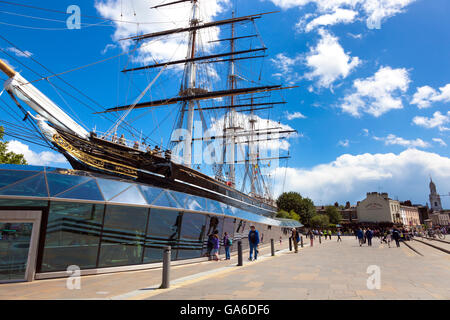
[325,206,342,224]
[0,126,27,165]
[276,192,316,226]
[276,210,290,219]
[310,215,329,229]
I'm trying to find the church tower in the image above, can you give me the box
[429,178,443,212]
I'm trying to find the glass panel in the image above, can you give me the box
[143,209,181,263]
[139,185,163,205]
[109,186,147,205]
[40,203,104,272]
[98,206,148,268]
[0,173,48,197]
[177,212,207,260]
[152,190,181,208]
[0,199,47,207]
[96,178,132,201]
[208,200,224,215]
[56,180,104,201]
[0,170,39,189]
[170,191,188,208]
[0,222,33,281]
[46,173,91,197]
[0,164,44,171]
[185,195,206,211]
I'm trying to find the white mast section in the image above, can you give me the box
[0,60,89,139]
[184,0,200,167]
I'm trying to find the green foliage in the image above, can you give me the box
[0,126,27,165]
[276,191,316,226]
[310,215,330,229]
[325,206,342,224]
[276,210,290,219]
[288,210,300,222]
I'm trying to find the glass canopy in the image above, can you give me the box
[0,165,299,228]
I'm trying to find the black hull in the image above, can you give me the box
[53,130,277,217]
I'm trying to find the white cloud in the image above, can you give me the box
[305,29,360,89]
[95,0,229,65]
[373,134,430,149]
[341,66,410,117]
[433,138,447,147]
[6,47,33,58]
[302,9,359,32]
[412,111,450,131]
[286,111,307,120]
[272,148,450,206]
[271,53,303,85]
[348,32,363,39]
[338,139,350,147]
[362,128,369,136]
[7,140,68,166]
[269,0,416,30]
[411,84,450,109]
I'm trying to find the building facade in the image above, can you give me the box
[429,178,443,212]
[357,192,401,224]
[0,165,298,284]
[399,205,421,227]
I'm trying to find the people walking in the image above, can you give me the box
[392,228,401,247]
[292,228,300,253]
[386,229,392,248]
[365,228,373,247]
[205,233,214,259]
[307,229,314,247]
[210,230,220,261]
[248,226,260,261]
[357,228,364,246]
[337,230,342,242]
[223,232,231,260]
[328,230,332,240]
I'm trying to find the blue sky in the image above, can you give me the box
[0,0,449,208]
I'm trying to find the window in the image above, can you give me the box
[98,206,148,268]
[143,209,181,263]
[177,212,207,260]
[40,202,104,272]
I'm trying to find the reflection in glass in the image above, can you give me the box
[98,206,148,267]
[0,173,48,197]
[40,202,104,272]
[0,222,33,281]
[143,209,181,263]
[201,215,223,256]
[178,212,207,260]
[56,180,104,201]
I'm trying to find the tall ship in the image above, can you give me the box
[0,0,296,218]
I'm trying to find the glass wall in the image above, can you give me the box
[40,202,104,272]
[98,206,148,268]
[201,215,223,256]
[177,212,207,260]
[220,217,235,255]
[143,209,181,263]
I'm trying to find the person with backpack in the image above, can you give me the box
[291,228,300,253]
[248,226,260,261]
[337,230,342,242]
[223,232,232,260]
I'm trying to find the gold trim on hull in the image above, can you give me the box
[53,134,138,178]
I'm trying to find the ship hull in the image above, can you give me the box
[51,129,277,217]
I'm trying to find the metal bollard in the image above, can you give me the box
[237,240,243,266]
[300,236,304,248]
[161,246,171,289]
[271,239,275,256]
[289,237,292,251]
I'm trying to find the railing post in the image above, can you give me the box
[300,236,304,248]
[289,237,292,251]
[161,246,171,289]
[237,240,243,266]
[271,239,275,256]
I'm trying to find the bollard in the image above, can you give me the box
[161,246,171,289]
[319,235,322,244]
[271,239,275,256]
[300,236,304,248]
[289,237,292,251]
[237,240,243,266]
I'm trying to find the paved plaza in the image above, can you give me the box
[1,236,449,300]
